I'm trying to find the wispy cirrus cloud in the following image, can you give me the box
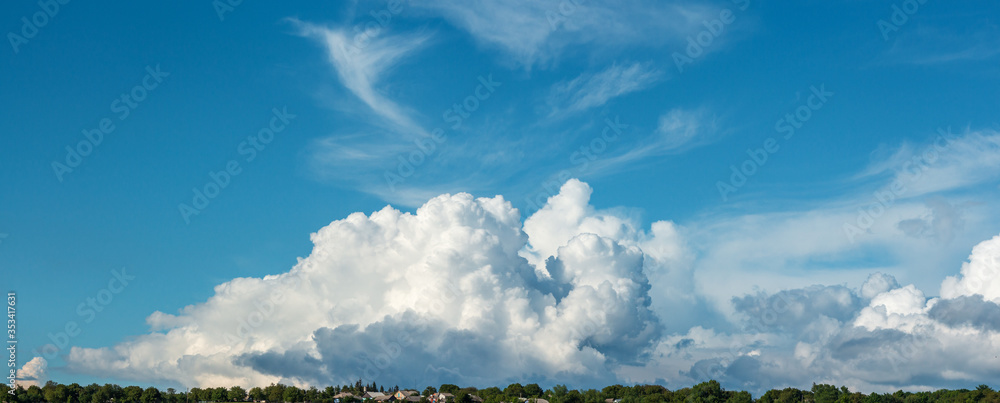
[653,107,721,152]
[290,19,431,137]
[412,0,719,68]
[290,20,456,204]
[288,4,734,208]
[686,130,1000,319]
[854,129,1000,199]
[545,62,664,117]
[883,24,1000,65]
[583,107,720,178]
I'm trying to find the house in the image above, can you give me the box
[333,392,356,403]
[429,393,454,403]
[374,395,396,402]
[394,391,419,401]
[363,392,387,401]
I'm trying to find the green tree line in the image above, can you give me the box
[3,380,998,403]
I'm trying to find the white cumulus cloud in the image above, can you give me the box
[65,180,675,388]
[16,357,47,387]
[56,179,1000,394]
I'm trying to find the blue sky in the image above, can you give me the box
[4,0,1000,394]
